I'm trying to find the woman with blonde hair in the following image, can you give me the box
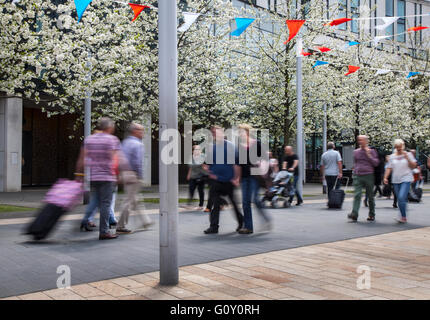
[383,139,417,223]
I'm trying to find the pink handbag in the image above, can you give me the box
[43,179,84,211]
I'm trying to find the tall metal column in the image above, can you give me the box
[296,36,304,197]
[322,104,327,194]
[83,52,91,204]
[158,0,179,285]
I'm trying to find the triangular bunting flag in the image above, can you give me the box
[373,35,391,46]
[302,50,312,56]
[230,18,255,36]
[284,20,306,44]
[178,12,201,32]
[347,41,360,46]
[345,65,360,76]
[317,47,331,53]
[312,60,329,68]
[325,18,352,26]
[129,3,150,22]
[375,17,399,30]
[375,69,391,75]
[74,0,92,22]
[406,72,420,78]
[408,26,428,32]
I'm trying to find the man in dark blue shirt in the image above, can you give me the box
[204,126,243,234]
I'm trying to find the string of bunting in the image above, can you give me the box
[309,57,425,78]
[71,0,429,78]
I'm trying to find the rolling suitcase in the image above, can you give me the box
[328,177,349,209]
[26,179,83,240]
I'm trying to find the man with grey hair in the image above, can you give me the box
[116,122,153,234]
[76,117,120,240]
[320,142,343,200]
[348,135,379,222]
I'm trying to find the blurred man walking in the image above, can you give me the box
[348,135,379,222]
[117,123,153,234]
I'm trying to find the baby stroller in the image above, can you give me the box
[261,170,295,208]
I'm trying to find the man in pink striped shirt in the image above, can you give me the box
[76,117,120,240]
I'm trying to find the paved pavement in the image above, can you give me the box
[1,186,430,298]
[5,226,430,300]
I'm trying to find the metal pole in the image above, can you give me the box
[158,0,179,285]
[322,104,327,194]
[83,52,91,204]
[296,36,304,198]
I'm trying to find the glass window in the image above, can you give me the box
[385,0,394,16]
[397,0,405,42]
[351,0,359,33]
[385,0,394,36]
[338,0,347,30]
[397,20,405,42]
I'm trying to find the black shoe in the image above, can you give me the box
[296,200,303,206]
[393,203,398,208]
[347,213,357,222]
[204,228,218,234]
[364,200,368,207]
[367,216,375,222]
[80,223,95,232]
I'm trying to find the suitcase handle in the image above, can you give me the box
[334,176,350,192]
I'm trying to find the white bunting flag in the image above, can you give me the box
[178,12,200,32]
[375,17,399,31]
[375,69,391,75]
[373,35,391,46]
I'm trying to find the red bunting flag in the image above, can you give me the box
[407,26,428,32]
[345,65,360,76]
[301,50,312,56]
[317,47,331,53]
[325,18,352,26]
[284,20,306,44]
[129,3,149,22]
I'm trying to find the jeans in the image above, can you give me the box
[325,175,341,198]
[352,174,375,218]
[393,182,411,218]
[208,180,243,230]
[241,176,270,231]
[189,178,205,207]
[86,181,113,234]
[82,187,117,225]
[289,175,303,203]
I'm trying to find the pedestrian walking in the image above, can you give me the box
[81,150,119,231]
[186,145,208,210]
[203,126,244,234]
[364,147,385,206]
[76,117,120,240]
[281,146,303,206]
[237,124,271,234]
[320,142,343,200]
[348,135,380,222]
[383,139,417,223]
[116,123,153,234]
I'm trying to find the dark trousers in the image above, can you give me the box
[325,175,341,198]
[209,180,243,230]
[206,180,228,210]
[189,178,205,207]
[90,181,113,234]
